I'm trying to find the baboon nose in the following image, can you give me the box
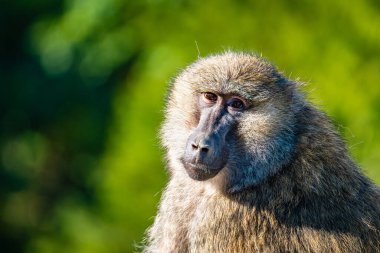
[185,133,222,167]
[191,141,210,154]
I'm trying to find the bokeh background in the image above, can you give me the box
[1,0,380,252]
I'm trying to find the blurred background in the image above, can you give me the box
[1,0,380,252]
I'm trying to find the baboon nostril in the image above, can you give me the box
[200,147,209,153]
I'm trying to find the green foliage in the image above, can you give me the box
[1,0,380,252]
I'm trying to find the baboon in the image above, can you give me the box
[144,51,380,253]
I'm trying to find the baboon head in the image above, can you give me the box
[161,52,302,193]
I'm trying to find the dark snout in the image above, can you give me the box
[182,132,227,181]
[182,106,234,181]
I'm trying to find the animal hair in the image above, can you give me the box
[143,51,380,253]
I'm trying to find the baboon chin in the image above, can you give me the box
[144,51,380,253]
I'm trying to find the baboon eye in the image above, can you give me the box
[203,92,218,103]
[229,99,245,110]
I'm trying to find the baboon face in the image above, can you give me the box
[162,52,300,193]
[181,91,243,181]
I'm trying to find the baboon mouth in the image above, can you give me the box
[182,161,222,181]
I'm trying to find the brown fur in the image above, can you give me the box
[144,52,380,253]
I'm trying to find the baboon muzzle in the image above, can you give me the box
[182,106,234,181]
